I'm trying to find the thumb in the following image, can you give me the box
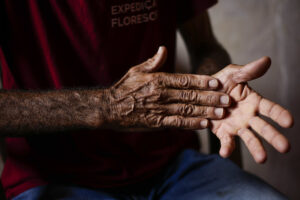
[233,56,271,83]
[133,46,167,73]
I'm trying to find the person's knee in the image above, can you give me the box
[228,174,288,200]
[206,157,287,200]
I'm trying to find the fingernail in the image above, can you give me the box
[220,95,229,104]
[200,120,208,128]
[214,108,224,117]
[158,46,163,54]
[209,79,218,88]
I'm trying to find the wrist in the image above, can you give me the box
[84,89,112,129]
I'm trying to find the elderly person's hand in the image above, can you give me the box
[211,57,293,163]
[105,46,231,130]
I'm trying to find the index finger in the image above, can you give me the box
[155,72,219,90]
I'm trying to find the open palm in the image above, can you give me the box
[211,57,293,163]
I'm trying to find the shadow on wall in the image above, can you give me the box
[207,0,300,199]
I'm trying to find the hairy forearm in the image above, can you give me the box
[0,88,110,136]
[0,46,234,136]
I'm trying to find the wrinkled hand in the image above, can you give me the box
[211,57,293,163]
[106,47,231,130]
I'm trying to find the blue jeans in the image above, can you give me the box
[13,149,287,200]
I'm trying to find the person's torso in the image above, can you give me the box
[0,0,200,199]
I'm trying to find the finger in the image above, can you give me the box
[131,46,167,73]
[219,135,235,158]
[237,128,267,163]
[162,104,224,119]
[163,89,231,107]
[233,57,271,83]
[249,117,290,153]
[213,124,236,158]
[161,116,208,130]
[156,73,219,90]
[258,98,293,128]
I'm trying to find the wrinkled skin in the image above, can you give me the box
[211,57,293,163]
[106,47,231,130]
[107,46,293,164]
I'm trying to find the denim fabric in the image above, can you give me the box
[13,149,287,200]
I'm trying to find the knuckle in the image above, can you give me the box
[156,89,164,100]
[261,124,271,137]
[221,135,232,144]
[179,76,190,88]
[149,105,165,115]
[180,91,187,100]
[265,103,274,116]
[173,116,183,127]
[147,58,155,64]
[184,119,193,129]
[215,131,223,139]
[199,79,207,88]
[154,88,165,101]
[191,91,198,101]
[146,114,163,128]
[205,95,213,104]
[247,137,257,148]
[206,95,217,104]
[196,76,207,88]
[269,133,278,145]
[199,107,208,116]
[155,116,164,127]
[151,72,160,80]
[179,104,195,116]
[129,66,138,73]
[153,74,165,88]
[147,73,156,80]
[237,129,245,137]
[269,103,278,117]
[181,90,197,101]
[146,89,164,103]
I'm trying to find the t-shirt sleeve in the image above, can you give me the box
[176,0,218,24]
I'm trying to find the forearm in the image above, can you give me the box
[0,88,110,136]
[179,12,231,75]
[188,42,231,75]
[0,46,232,136]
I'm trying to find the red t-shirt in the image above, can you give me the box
[0,0,217,199]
